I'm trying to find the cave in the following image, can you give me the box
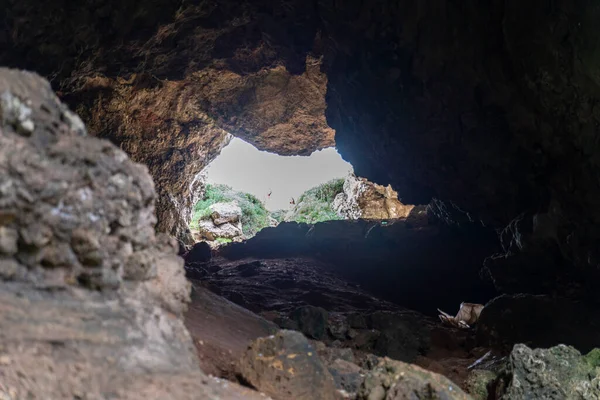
[2,1,600,399]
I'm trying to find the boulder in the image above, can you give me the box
[358,357,471,400]
[0,68,255,399]
[210,202,242,225]
[239,330,338,400]
[495,344,600,400]
[197,219,243,240]
[333,174,415,220]
[196,202,244,241]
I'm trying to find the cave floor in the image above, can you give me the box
[184,256,501,396]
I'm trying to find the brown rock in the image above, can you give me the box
[240,330,338,400]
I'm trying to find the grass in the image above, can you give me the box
[286,178,345,224]
[190,184,270,238]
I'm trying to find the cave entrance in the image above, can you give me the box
[190,137,354,244]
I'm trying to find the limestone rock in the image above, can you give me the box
[240,330,338,400]
[196,201,244,241]
[0,68,252,399]
[497,344,600,400]
[333,174,415,220]
[197,219,243,240]
[358,357,471,400]
[210,201,242,225]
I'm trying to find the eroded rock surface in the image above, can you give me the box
[496,344,600,400]
[333,174,415,220]
[0,68,264,399]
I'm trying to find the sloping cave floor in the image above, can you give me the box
[182,218,600,397]
[184,256,492,392]
[182,219,506,394]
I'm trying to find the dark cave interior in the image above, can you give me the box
[1,1,600,399]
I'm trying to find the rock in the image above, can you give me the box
[477,294,600,353]
[0,227,18,256]
[496,344,600,400]
[197,219,243,240]
[358,357,471,400]
[333,174,415,220]
[210,202,242,225]
[328,359,364,396]
[0,68,256,399]
[185,241,212,264]
[239,330,338,400]
[291,305,329,340]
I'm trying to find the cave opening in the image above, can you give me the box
[5,1,600,397]
[189,136,417,246]
[189,136,353,244]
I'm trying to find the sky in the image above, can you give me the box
[204,138,353,210]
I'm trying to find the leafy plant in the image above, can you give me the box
[286,178,345,224]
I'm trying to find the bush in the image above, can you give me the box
[287,178,345,224]
[190,184,270,237]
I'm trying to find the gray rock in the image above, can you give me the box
[497,344,600,400]
[210,201,242,225]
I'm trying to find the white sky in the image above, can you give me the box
[204,138,353,210]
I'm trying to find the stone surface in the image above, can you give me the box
[210,201,242,226]
[0,68,265,399]
[239,330,338,400]
[333,174,415,220]
[358,357,472,400]
[496,344,600,400]
[197,219,243,241]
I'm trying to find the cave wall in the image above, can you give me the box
[1,0,333,243]
[318,0,600,296]
[3,0,600,295]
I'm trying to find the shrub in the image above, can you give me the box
[190,184,270,237]
[286,178,345,224]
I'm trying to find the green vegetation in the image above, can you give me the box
[191,184,270,237]
[190,179,346,240]
[286,178,344,224]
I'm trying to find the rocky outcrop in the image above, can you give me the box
[1,1,332,242]
[319,1,600,299]
[333,174,415,220]
[0,68,264,399]
[495,344,600,400]
[196,201,244,241]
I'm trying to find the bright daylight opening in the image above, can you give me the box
[190,138,412,245]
